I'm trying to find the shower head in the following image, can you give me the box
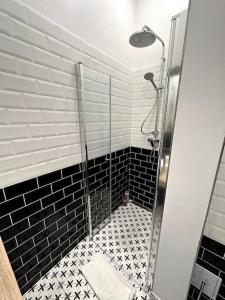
[129,25,164,48]
[129,25,156,48]
[144,72,158,90]
[144,72,154,81]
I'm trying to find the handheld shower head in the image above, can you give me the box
[144,72,158,90]
[144,72,154,81]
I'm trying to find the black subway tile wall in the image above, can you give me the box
[0,164,87,294]
[129,147,158,210]
[88,147,130,231]
[188,236,225,300]
[0,146,157,294]
[112,147,130,210]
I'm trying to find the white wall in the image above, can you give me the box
[204,147,225,245]
[19,0,136,69]
[153,0,225,299]
[131,63,165,149]
[83,65,131,159]
[133,0,189,69]
[17,0,191,151]
[0,0,132,188]
[0,0,194,188]
[130,0,189,149]
[0,0,189,187]
[20,0,189,70]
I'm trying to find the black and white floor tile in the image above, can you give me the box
[93,203,152,287]
[24,203,153,300]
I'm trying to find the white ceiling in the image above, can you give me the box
[20,0,189,70]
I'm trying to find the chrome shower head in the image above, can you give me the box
[129,25,156,48]
[144,72,158,90]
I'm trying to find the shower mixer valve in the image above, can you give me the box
[147,131,160,149]
[147,137,160,149]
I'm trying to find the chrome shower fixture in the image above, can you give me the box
[144,72,163,91]
[129,25,165,148]
[129,25,164,48]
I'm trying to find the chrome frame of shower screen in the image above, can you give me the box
[75,62,112,240]
[145,10,189,293]
[109,76,112,223]
[75,62,92,238]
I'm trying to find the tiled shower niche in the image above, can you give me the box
[0,146,158,294]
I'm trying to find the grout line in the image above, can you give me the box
[14,222,87,280]
[1,173,84,209]
[0,19,131,80]
[4,195,85,247]
[1,147,156,287]
[201,247,225,260]
[21,229,87,291]
[9,209,86,266]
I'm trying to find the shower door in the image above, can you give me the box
[76,63,112,239]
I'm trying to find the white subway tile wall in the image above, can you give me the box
[204,147,225,245]
[131,64,165,149]
[0,0,136,188]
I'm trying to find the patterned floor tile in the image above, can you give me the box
[93,203,152,287]
[24,203,153,300]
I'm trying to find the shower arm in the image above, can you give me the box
[143,25,165,47]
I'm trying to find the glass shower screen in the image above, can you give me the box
[76,63,112,239]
